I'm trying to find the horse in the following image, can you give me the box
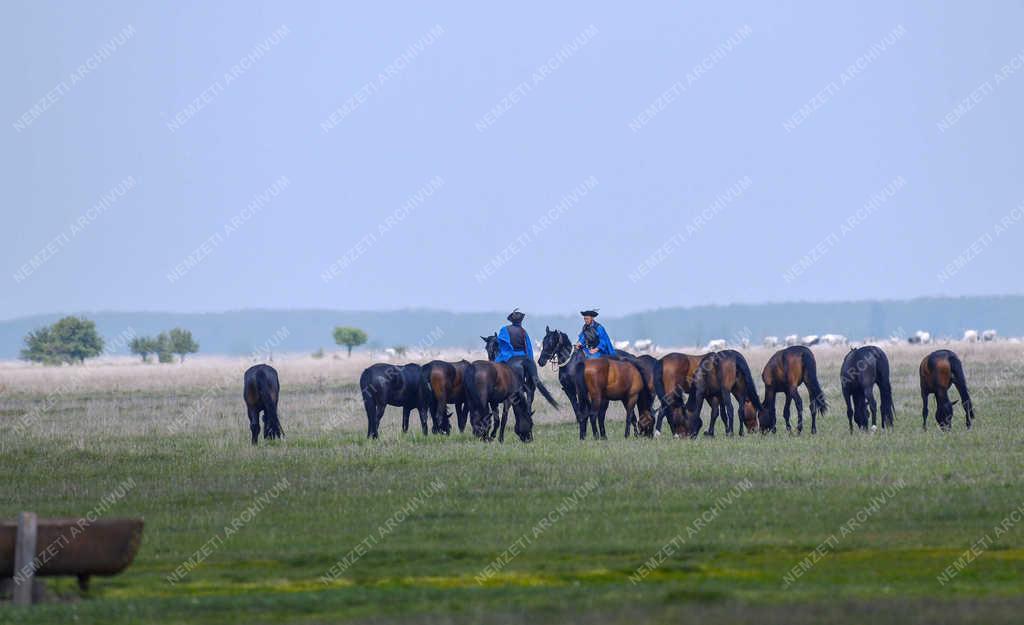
[840,346,894,432]
[421,359,470,434]
[920,349,975,431]
[574,355,653,440]
[683,350,762,437]
[537,327,585,420]
[652,352,715,436]
[466,334,558,442]
[361,363,428,438]
[243,364,283,445]
[632,354,660,435]
[759,345,829,434]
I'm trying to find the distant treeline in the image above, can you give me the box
[1,295,1023,358]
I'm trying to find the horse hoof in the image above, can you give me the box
[653,430,661,437]
[703,432,715,438]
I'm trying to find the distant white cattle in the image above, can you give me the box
[763,336,779,348]
[821,334,848,346]
[613,340,631,350]
[707,339,727,351]
[740,337,750,349]
[907,330,932,345]
[801,335,820,346]
[982,329,998,342]
[633,339,653,353]
[785,334,799,346]
[963,329,979,343]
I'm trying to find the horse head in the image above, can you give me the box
[537,326,571,366]
[481,334,499,361]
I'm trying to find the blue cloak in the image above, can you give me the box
[496,325,534,362]
[579,322,615,358]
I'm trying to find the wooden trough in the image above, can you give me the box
[0,513,143,605]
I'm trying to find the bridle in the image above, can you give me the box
[548,335,578,372]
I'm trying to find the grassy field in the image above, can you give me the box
[1,343,1023,624]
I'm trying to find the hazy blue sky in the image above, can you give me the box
[3,1,1023,320]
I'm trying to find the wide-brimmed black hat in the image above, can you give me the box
[580,309,599,317]
[507,308,525,323]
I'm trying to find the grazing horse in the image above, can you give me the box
[683,350,762,437]
[652,352,715,436]
[421,360,470,434]
[243,364,283,445]
[574,356,653,440]
[840,346,894,432]
[759,345,829,434]
[920,349,975,431]
[361,363,428,438]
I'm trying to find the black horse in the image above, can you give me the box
[243,364,283,445]
[840,345,895,432]
[361,362,428,438]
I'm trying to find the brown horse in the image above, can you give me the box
[920,349,975,431]
[759,345,829,434]
[421,360,470,434]
[684,350,761,437]
[463,359,533,442]
[652,352,717,436]
[574,357,653,439]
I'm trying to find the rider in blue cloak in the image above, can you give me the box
[577,309,616,358]
[496,309,534,362]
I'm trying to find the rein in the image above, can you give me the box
[551,342,578,372]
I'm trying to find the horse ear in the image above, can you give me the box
[951,399,960,406]
[480,336,487,341]
[546,325,550,332]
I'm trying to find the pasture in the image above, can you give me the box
[2,342,1023,624]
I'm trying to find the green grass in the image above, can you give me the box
[2,346,1023,623]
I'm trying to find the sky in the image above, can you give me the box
[3,1,1023,320]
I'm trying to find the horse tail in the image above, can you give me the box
[536,378,559,409]
[734,353,762,413]
[653,357,667,403]
[259,379,282,438]
[877,355,895,426]
[800,348,828,415]
[948,352,974,421]
[463,363,483,414]
[630,360,653,413]
[420,363,437,413]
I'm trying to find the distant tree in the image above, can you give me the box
[130,336,161,363]
[333,326,368,357]
[311,347,325,359]
[167,328,199,363]
[155,333,175,363]
[21,316,104,365]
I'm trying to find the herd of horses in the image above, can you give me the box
[242,329,976,444]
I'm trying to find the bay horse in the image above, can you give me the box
[840,345,894,432]
[683,350,762,437]
[652,352,717,436]
[421,360,471,434]
[920,349,974,431]
[574,356,653,440]
[243,364,283,445]
[759,345,829,434]
[361,362,428,438]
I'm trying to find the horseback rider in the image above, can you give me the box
[496,308,541,406]
[577,309,616,358]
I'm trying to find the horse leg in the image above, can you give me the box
[937,388,952,431]
[248,406,260,445]
[791,386,804,434]
[489,403,501,440]
[765,388,777,434]
[722,392,734,436]
[598,399,609,440]
[921,389,929,431]
[402,406,411,433]
[499,401,510,443]
[782,393,793,433]
[456,401,468,433]
[866,389,878,429]
[843,387,854,433]
[623,397,638,438]
[419,402,429,436]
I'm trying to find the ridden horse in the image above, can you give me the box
[243,364,283,445]
[361,363,428,438]
[683,350,762,437]
[574,355,653,440]
[840,346,894,432]
[421,359,471,434]
[759,345,829,434]
[536,327,638,423]
[920,349,975,431]
[465,335,558,442]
